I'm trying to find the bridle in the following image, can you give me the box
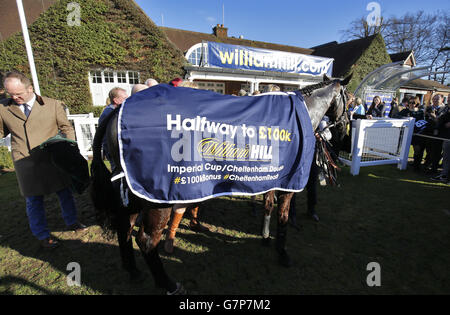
[315,85,349,186]
[322,85,348,131]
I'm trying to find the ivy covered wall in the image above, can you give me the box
[345,34,392,93]
[0,0,187,113]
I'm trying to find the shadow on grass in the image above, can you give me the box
[161,165,450,294]
[0,276,66,295]
[1,165,449,294]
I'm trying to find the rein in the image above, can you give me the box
[314,86,348,186]
[315,131,340,186]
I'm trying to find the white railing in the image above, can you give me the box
[68,113,99,159]
[0,114,98,159]
[0,134,11,151]
[339,118,415,175]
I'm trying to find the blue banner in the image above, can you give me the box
[118,84,315,203]
[364,90,394,108]
[207,42,334,76]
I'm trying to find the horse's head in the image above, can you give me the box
[301,73,352,159]
[325,74,352,155]
[302,73,351,132]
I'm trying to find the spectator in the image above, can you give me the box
[98,87,128,171]
[414,96,422,109]
[367,96,383,117]
[252,90,261,95]
[131,84,149,95]
[169,77,183,87]
[388,97,399,118]
[397,97,427,171]
[352,97,372,120]
[397,97,425,120]
[238,89,247,96]
[399,97,409,112]
[424,94,446,174]
[345,92,355,115]
[0,71,87,248]
[144,78,158,87]
[178,81,199,89]
[267,84,280,92]
[431,101,450,183]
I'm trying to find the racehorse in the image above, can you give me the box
[260,76,350,267]
[90,74,351,294]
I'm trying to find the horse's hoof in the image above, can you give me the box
[167,282,186,295]
[164,239,174,254]
[312,214,320,222]
[307,211,320,222]
[261,237,271,247]
[189,222,210,233]
[278,251,292,268]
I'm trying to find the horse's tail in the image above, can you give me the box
[90,107,121,233]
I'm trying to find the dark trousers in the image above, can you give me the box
[429,139,443,172]
[25,187,77,240]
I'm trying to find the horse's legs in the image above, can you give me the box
[262,191,275,246]
[116,210,143,282]
[288,193,300,230]
[306,161,320,222]
[250,195,257,216]
[136,207,179,293]
[164,205,186,254]
[276,192,293,267]
[188,204,209,232]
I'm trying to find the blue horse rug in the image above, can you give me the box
[118,84,315,203]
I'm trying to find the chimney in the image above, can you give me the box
[213,24,228,38]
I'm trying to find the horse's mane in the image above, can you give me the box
[299,79,335,97]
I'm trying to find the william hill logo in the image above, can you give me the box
[198,138,272,161]
[209,42,334,76]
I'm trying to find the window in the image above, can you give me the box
[197,81,225,94]
[241,83,251,93]
[117,72,127,83]
[186,43,207,66]
[88,69,140,106]
[283,85,299,92]
[188,47,202,66]
[128,71,139,84]
[91,71,102,83]
[104,71,114,83]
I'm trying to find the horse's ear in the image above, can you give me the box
[341,73,353,86]
[323,74,331,82]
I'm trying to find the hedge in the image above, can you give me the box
[345,34,392,93]
[0,146,13,170]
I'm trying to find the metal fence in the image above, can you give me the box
[339,118,415,175]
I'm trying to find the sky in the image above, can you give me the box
[135,0,449,49]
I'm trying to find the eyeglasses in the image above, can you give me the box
[7,91,29,98]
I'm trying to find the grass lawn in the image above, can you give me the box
[0,162,448,295]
